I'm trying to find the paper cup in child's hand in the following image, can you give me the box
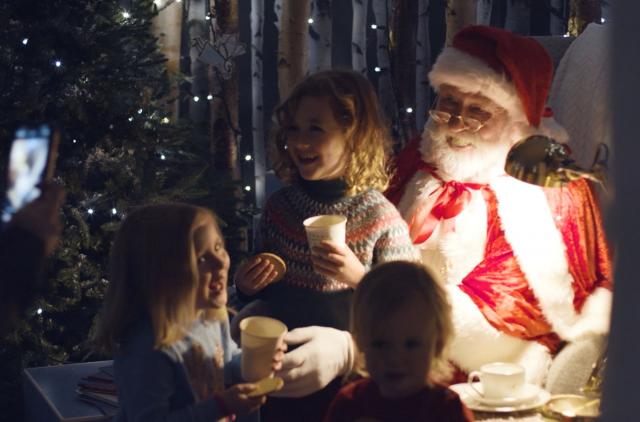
[303,215,347,250]
[240,316,288,382]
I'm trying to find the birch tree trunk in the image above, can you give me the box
[446,0,476,46]
[251,0,266,207]
[549,0,566,35]
[390,0,419,141]
[274,0,284,31]
[278,0,310,99]
[153,3,182,74]
[308,0,332,73]
[352,0,368,74]
[569,0,601,36]
[189,0,209,124]
[415,0,431,132]
[505,0,530,35]
[152,2,182,120]
[371,0,396,131]
[476,0,492,26]
[210,0,240,173]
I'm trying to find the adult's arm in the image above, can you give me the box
[0,226,46,330]
[0,183,64,331]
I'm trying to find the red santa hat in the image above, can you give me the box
[428,25,567,141]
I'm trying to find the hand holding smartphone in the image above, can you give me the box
[2,124,59,223]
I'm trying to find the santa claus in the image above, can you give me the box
[386,25,613,385]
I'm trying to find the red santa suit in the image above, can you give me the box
[386,26,613,385]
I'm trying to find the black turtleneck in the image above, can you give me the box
[298,178,348,203]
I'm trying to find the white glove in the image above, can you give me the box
[272,326,355,398]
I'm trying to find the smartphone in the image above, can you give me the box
[2,124,59,223]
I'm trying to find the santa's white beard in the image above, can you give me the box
[421,118,514,183]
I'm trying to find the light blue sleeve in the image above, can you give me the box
[220,319,244,385]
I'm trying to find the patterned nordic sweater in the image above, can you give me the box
[249,184,419,331]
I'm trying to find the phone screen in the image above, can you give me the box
[2,124,52,223]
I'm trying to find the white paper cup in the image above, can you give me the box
[303,215,347,250]
[239,316,288,382]
[468,362,526,400]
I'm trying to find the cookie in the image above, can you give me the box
[247,376,284,397]
[256,252,286,283]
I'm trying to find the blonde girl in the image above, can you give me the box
[325,261,473,421]
[233,70,418,421]
[94,203,282,422]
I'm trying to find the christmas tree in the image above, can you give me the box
[0,0,249,417]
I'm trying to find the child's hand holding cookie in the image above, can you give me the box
[234,253,286,295]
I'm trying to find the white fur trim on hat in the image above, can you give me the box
[428,47,527,123]
[510,115,570,144]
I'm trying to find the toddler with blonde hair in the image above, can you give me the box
[325,261,473,421]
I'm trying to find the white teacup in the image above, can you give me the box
[468,362,526,400]
[239,316,288,382]
[303,215,347,250]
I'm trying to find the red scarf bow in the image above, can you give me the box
[408,162,486,244]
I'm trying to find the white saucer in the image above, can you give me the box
[450,382,551,412]
[470,383,539,406]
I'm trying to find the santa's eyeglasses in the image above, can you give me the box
[428,109,486,133]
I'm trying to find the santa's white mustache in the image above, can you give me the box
[421,118,512,182]
[446,135,475,148]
